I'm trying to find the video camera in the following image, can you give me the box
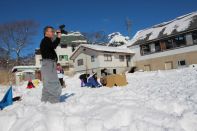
[57,24,68,35]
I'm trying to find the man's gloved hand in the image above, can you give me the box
[56,30,62,38]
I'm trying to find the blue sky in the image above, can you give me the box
[0,0,197,56]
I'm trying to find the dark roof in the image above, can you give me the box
[60,32,87,45]
[128,11,197,47]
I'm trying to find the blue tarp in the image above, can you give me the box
[0,87,13,110]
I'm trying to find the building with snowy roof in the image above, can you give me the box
[70,44,134,77]
[128,11,197,71]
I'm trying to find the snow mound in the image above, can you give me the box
[108,32,129,46]
[1,68,197,131]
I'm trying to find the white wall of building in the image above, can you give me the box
[74,49,100,72]
[35,54,42,67]
[35,46,76,67]
[73,48,132,76]
[55,46,75,66]
[97,52,130,68]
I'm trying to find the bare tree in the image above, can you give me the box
[82,31,108,44]
[0,25,11,63]
[20,53,35,66]
[0,20,38,65]
[0,47,8,68]
[125,17,132,38]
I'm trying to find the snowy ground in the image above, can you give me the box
[0,67,197,131]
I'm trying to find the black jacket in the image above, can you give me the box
[40,37,61,61]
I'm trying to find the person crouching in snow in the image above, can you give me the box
[57,63,65,88]
[86,73,102,88]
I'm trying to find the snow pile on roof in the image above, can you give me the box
[12,65,41,72]
[60,31,87,44]
[22,70,35,73]
[72,40,87,43]
[128,11,197,46]
[108,32,129,46]
[78,44,133,54]
[1,68,197,131]
[62,31,83,37]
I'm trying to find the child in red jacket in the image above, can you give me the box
[27,79,35,89]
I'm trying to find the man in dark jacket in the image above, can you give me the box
[40,26,62,103]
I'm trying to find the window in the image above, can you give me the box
[173,35,186,47]
[59,55,68,61]
[91,56,95,62]
[140,44,151,55]
[60,44,67,48]
[192,30,197,44]
[163,39,174,49]
[104,54,112,61]
[113,69,117,74]
[165,61,173,70]
[155,42,161,52]
[178,60,186,66]
[72,45,76,52]
[77,59,83,66]
[119,55,125,62]
[126,55,131,62]
[144,65,151,71]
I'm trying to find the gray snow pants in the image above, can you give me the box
[41,59,62,103]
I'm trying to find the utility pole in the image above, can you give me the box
[125,17,132,38]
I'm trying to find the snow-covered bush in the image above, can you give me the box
[108,32,129,47]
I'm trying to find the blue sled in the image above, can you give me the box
[0,87,13,110]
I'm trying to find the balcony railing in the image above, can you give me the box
[141,43,197,56]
